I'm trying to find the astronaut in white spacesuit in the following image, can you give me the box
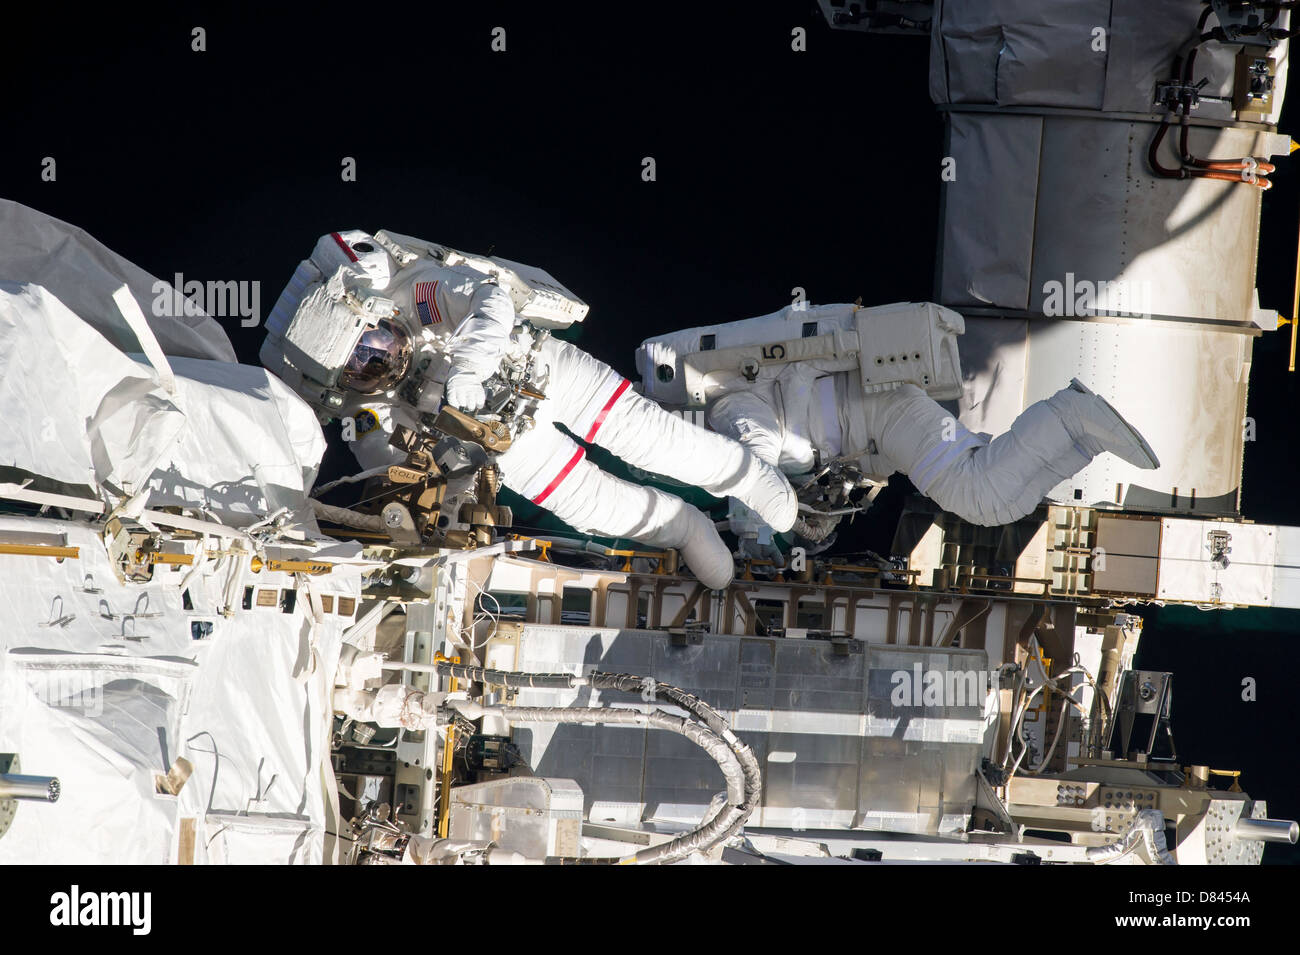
[637,302,1159,546]
[260,229,797,589]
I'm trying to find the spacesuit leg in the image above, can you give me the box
[537,340,797,532]
[496,419,736,589]
[867,384,1100,526]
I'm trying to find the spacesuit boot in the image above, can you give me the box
[1045,379,1161,470]
[647,497,736,591]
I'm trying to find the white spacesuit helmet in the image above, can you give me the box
[311,230,393,290]
[338,318,413,394]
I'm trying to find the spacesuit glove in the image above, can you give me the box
[444,372,487,413]
[729,498,782,565]
[727,497,769,539]
[737,535,783,567]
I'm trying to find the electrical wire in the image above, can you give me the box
[1149,5,1280,189]
[454,575,501,653]
[1002,637,1104,783]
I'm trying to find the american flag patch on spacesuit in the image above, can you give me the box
[413,280,443,325]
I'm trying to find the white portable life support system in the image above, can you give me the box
[373,230,589,330]
[635,301,966,407]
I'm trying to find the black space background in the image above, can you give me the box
[2,2,1297,862]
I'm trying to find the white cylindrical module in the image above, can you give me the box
[931,1,1291,518]
[954,314,1254,516]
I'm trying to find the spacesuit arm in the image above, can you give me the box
[707,391,785,466]
[446,281,516,385]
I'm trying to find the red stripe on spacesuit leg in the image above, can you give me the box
[583,378,631,442]
[330,232,359,262]
[530,380,629,506]
[531,447,586,506]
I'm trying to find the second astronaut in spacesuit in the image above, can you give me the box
[637,301,1160,547]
